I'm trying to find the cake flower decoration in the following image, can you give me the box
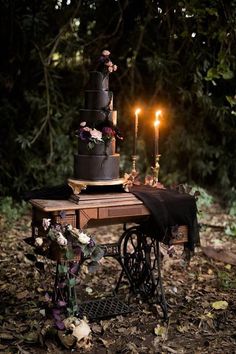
[77,121,119,150]
[97,49,118,76]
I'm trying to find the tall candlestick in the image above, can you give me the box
[133,108,141,156]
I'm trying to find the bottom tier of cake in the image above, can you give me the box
[74,153,120,181]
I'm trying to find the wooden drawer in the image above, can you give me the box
[32,208,76,238]
[99,205,149,219]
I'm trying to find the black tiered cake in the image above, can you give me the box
[74,51,121,181]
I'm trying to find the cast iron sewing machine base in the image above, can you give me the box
[53,224,168,321]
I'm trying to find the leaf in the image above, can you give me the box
[154,324,166,338]
[0,332,15,340]
[99,338,115,348]
[70,263,80,274]
[58,264,68,274]
[39,309,46,316]
[57,331,75,348]
[0,344,8,350]
[225,264,232,270]
[65,248,74,260]
[87,261,100,273]
[206,312,214,318]
[211,300,228,310]
[85,287,93,294]
[176,325,188,333]
[23,331,38,343]
[67,278,76,287]
[91,246,104,262]
[16,290,29,299]
[222,70,234,80]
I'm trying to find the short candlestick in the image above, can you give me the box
[151,154,161,183]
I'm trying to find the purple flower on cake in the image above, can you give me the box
[77,122,117,149]
[102,126,115,138]
[97,50,118,76]
[79,126,91,141]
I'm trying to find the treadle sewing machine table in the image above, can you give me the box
[30,192,187,320]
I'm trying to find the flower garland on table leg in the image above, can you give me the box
[34,219,104,329]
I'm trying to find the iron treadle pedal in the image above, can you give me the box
[76,296,133,320]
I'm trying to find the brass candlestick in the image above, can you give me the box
[151,154,161,183]
[131,154,138,173]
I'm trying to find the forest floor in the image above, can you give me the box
[1,199,236,354]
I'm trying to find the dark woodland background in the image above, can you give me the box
[0,0,236,206]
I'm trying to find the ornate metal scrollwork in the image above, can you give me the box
[117,225,168,319]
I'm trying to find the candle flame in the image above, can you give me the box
[154,110,161,126]
[155,110,162,118]
[135,108,141,115]
[154,119,160,127]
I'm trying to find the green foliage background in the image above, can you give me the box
[0,0,235,204]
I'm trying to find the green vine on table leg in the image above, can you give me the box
[35,220,104,326]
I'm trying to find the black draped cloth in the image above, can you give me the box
[23,184,73,201]
[130,185,200,252]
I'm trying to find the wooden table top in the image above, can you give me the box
[29,192,149,212]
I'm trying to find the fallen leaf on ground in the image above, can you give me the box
[154,324,166,338]
[211,300,228,310]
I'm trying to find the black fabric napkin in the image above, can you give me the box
[130,185,200,251]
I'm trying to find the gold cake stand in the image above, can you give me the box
[68,178,125,195]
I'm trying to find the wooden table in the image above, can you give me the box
[29,192,187,320]
[30,192,150,236]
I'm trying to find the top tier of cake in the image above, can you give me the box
[79,71,116,126]
[87,71,109,91]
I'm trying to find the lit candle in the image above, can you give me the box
[154,110,161,156]
[133,108,141,156]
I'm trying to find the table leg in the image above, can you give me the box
[117,225,168,320]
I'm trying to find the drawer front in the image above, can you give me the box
[99,205,149,219]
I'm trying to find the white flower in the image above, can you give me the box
[35,237,43,247]
[66,224,73,231]
[57,232,68,246]
[108,66,113,73]
[90,128,103,141]
[113,65,117,71]
[83,126,91,132]
[42,218,51,230]
[78,232,91,244]
[105,60,113,67]
[102,50,110,56]
[80,121,86,127]
[72,318,91,342]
